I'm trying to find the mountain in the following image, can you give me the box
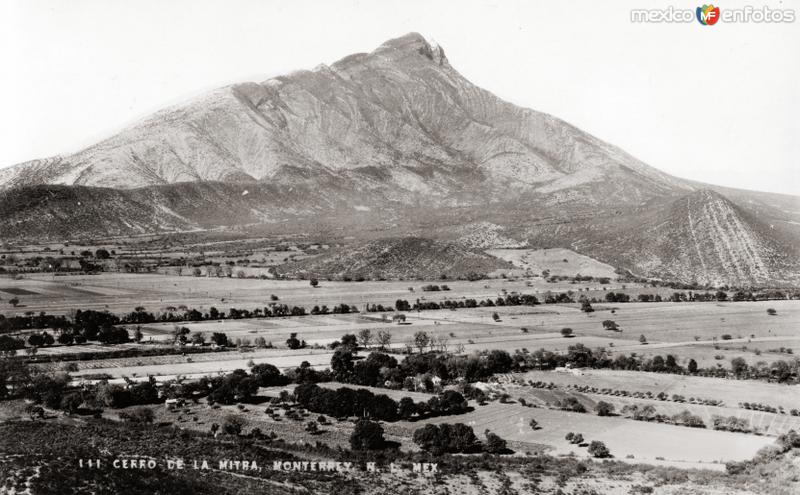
[0,33,798,286]
[0,33,690,205]
[515,189,800,286]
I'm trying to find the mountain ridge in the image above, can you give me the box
[0,33,693,205]
[0,33,797,286]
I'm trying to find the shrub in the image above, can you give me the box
[119,407,154,424]
[413,423,480,454]
[594,401,614,416]
[567,433,584,444]
[222,415,246,436]
[588,441,611,458]
[556,397,586,413]
[484,430,508,454]
[349,419,384,450]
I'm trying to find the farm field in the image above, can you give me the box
[494,383,800,437]
[512,369,800,412]
[411,402,773,468]
[16,293,796,382]
[0,271,650,318]
[69,348,337,381]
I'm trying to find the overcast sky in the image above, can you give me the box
[1,0,798,195]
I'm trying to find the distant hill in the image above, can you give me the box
[277,237,514,280]
[0,33,797,286]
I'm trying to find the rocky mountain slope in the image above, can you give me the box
[0,33,797,285]
[278,237,514,280]
[0,33,691,208]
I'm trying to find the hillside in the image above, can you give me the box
[278,237,514,280]
[519,190,800,286]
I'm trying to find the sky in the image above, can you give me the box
[1,0,798,195]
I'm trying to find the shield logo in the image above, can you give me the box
[696,5,721,25]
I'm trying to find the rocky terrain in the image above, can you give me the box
[0,33,797,286]
[278,236,514,280]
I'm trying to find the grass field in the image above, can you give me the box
[0,271,649,318]
[513,369,800,413]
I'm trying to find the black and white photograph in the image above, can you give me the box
[1,1,799,493]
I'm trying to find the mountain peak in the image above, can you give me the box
[374,32,447,65]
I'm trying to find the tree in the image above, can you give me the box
[529,418,539,430]
[310,278,319,288]
[0,336,25,357]
[339,334,358,351]
[492,312,500,322]
[9,297,20,307]
[639,334,647,344]
[398,397,416,420]
[357,328,373,349]
[688,358,698,374]
[349,419,384,450]
[413,423,480,454]
[211,332,228,347]
[59,392,85,415]
[305,421,319,434]
[57,332,74,345]
[580,300,594,313]
[413,331,430,353]
[767,308,777,316]
[595,401,615,416]
[28,333,44,347]
[95,249,111,259]
[134,327,143,343]
[588,441,611,458]
[191,332,205,345]
[331,349,354,381]
[731,357,748,377]
[376,330,392,350]
[222,415,246,435]
[97,326,130,344]
[251,363,287,387]
[25,373,69,409]
[484,430,508,454]
[602,320,619,331]
[560,327,574,338]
